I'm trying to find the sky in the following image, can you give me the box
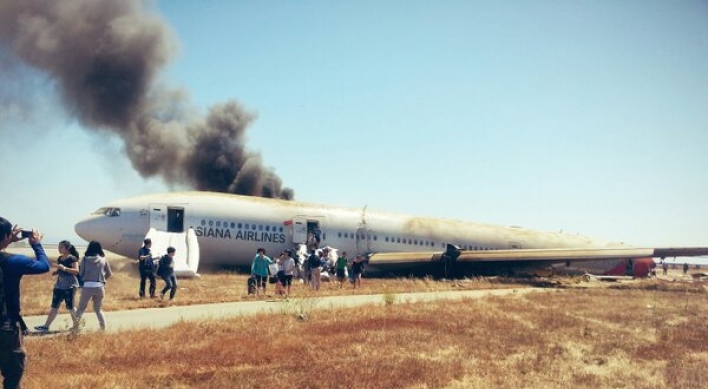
[1,1,707,256]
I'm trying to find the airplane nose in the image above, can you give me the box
[74,216,100,242]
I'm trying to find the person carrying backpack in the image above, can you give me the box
[158,247,177,301]
[0,217,50,389]
[137,238,156,298]
[308,249,322,291]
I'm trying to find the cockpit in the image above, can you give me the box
[92,207,122,217]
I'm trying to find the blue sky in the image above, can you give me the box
[1,0,707,253]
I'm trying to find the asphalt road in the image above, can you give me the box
[23,288,549,334]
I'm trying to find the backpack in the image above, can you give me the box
[307,253,320,269]
[158,254,171,275]
[142,255,155,272]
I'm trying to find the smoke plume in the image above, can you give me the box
[0,0,293,199]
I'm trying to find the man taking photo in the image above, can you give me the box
[0,216,50,389]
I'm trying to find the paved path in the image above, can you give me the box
[24,288,551,334]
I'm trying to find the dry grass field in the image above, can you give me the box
[12,247,708,388]
[21,284,708,389]
[19,254,522,316]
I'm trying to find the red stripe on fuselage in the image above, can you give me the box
[603,258,655,277]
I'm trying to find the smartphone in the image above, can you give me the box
[20,230,33,239]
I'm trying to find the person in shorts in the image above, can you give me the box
[279,250,296,298]
[250,248,271,299]
[335,251,348,288]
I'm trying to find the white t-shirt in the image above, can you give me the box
[281,257,296,276]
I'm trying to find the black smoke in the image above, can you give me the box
[0,0,293,199]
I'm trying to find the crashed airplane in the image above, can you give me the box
[74,191,708,278]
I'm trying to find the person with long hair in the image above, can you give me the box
[34,240,80,332]
[74,241,112,331]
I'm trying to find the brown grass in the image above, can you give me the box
[19,256,523,316]
[22,287,708,389]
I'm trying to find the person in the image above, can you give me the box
[307,249,322,291]
[351,255,365,289]
[75,241,112,331]
[662,260,668,276]
[250,248,271,299]
[279,250,296,298]
[335,251,348,289]
[34,240,80,332]
[306,232,316,251]
[0,217,50,389]
[313,227,323,248]
[158,247,177,301]
[683,262,689,275]
[137,238,156,298]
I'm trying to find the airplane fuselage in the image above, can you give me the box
[75,191,638,276]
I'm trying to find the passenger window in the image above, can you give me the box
[209,220,214,227]
[231,223,235,228]
[238,223,242,229]
[216,221,221,227]
[201,220,206,226]
[266,226,270,231]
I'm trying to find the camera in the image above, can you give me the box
[20,230,33,239]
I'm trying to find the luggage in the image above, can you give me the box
[247,276,256,295]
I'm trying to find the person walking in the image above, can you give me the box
[75,241,112,331]
[158,247,177,302]
[250,248,271,299]
[307,249,322,291]
[335,251,348,289]
[34,240,80,332]
[137,238,156,298]
[0,217,50,389]
[279,250,296,298]
[351,255,365,289]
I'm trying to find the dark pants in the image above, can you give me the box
[0,322,25,389]
[51,288,76,309]
[139,268,156,297]
[161,274,177,300]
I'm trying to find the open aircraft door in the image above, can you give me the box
[292,217,308,244]
[149,203,168,231]
[150,204,185,233]
[290,216,324,245]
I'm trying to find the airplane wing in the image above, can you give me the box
[367,246,708,276]
[370,246,708,264]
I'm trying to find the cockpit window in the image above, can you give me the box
[92,207,121,217]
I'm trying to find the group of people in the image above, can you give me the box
[249,246,366,299]
[33,238,177,336]
[136,238,177,301]
[0,217,108,388]
[34,240,112,333]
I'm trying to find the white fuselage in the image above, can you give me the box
[74,191,627,273]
